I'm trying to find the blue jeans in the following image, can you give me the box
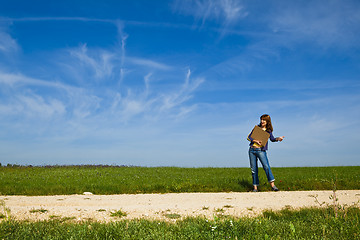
[249,147,275,186]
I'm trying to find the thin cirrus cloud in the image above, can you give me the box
[0,69,203,125]
[69,44,115,81]
[0,31,19,53]
[62,39,203,123]
[171,0,360,49]
[0,71,99,121]
[172,0,248,27]
[0,18,205,127]
[109,69,204,123]
[128,57,173,71]
[263,1,360,48]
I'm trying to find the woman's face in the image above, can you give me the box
[260,119,267,127]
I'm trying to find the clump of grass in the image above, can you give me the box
[164,213,181,219]
[215,208,224,213]
[110,210,127,218]
[60,217,76,222]
[29,208,48,214]
[49,216,76,222]
[0,200,10,220]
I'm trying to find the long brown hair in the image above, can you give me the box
[260,114,273,132]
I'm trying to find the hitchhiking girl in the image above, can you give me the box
[247,114,284,192]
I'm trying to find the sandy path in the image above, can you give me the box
[1,190,359,222]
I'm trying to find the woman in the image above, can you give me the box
[247,114,284,192]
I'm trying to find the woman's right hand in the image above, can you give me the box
[253,140,262,145]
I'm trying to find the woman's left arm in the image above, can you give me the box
[276,136,285,142]
[269,132,285,142]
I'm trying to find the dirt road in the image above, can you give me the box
[1,190,359,222]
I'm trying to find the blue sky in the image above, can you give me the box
[0,0,359,167]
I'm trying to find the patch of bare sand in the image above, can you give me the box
[1,190,359,222]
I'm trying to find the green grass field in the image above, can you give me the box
[0,165,359,239]
[1,207,359,239]
[0,165,359,195]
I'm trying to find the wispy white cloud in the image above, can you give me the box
[0,54,204,127]
[172,0,248,28]
[69,44,115,81]
[115,21,128,85]
[267,0,360,48]
[0,17,95,22]
[0,71,102,123]
[172,0,360,49]
[110,89,149,122]
[0,31,19,54]
[108,68,204,122]
[15,94,66,119]
[128,57,173,71]
[0,71,74,91]
[159,69,204,113]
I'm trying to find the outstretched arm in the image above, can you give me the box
[276,136,285,142]
[270,132,285,142]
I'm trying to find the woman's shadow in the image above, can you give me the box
[237,178,253,191]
